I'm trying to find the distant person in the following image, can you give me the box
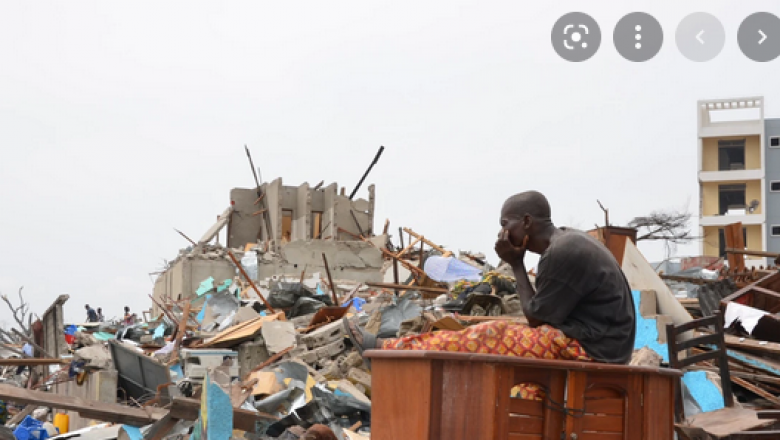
[96,308,104,322]
[123,306,135,325]
[85,304,98,323]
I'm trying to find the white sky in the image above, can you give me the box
[2,1,779,325]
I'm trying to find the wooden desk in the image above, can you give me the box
[366,350,682,440]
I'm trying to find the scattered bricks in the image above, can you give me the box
[299,320,345,350]
[296,338,347,366]
[347,368,372,397]
[338,350,363,373]
[322,358,346,381]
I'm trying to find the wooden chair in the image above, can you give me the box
[666,312,780,438]
[665,310,734,423]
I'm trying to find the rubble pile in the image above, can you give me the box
[4,175,780,439]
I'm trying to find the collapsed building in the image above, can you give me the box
[153,178,385,314]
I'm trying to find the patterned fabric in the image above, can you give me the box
[380,321,591,400]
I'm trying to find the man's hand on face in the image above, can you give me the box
[495,229,528,268]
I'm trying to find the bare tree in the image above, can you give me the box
[629,210,694,243]
[0,287,34,342]
[629,210,697,259]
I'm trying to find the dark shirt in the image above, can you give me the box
[527,228,636,364]
[86,308,98,323]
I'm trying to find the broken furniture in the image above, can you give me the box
[667,311,780,438]
[108,340,177,405]
[666,311,734,424]
[720,271,780,343]
[366,350,681,440]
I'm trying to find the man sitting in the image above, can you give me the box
[344,190,636,368]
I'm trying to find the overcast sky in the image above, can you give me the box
[2,1,779,326]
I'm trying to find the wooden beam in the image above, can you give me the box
[365,282,448,294]
[0,383,166,426]
[726,247,780,258]
[724,223,746,272]
[226,250,275,313]
[0,358,66,366]
[402,227,452,257]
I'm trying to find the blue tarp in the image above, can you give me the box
[424,256,482,282]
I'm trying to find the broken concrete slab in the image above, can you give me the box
[298,320,344,350]
[261,321,297,354]
[74,345,112,370]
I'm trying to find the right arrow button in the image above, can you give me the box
[739,13,780,61]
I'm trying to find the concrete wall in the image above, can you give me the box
[294,182,311,241]
[701,135,761,171]
[227,187,265,249]
[257,239,383,282]
[766,119,780,255]
[54,370,118,431]
[701,180,762,216]
[267,178,283,250]
[153,258,236,315]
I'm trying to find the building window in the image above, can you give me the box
[718,139,746,171]
[718,227,747,258]
[771,136,780,148]
[282,210,293,243]
[312,211,323,239]
[773,226,780,237]
[718,184,746,215]
[772,181,780,192]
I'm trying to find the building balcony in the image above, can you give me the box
[699,212,764,227]
[698,169,763,183]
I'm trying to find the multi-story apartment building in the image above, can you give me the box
[698,96,780,265]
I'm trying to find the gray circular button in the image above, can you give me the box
[676,12,725,62]
[738,12,780,62]
[614,12,663,62]
[551,12,601,62]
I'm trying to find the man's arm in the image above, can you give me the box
[512,262,546,328]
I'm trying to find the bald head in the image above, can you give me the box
[501,190,551,222]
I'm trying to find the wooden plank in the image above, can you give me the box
[584,398,624,416]
[725,222,746,272]
[0,359,67,366]
[509,398,544,417]
[365,282,448,294]
[201,312,284,348]
[565,370,587,436]
[402,227,453,257]
[508,415,544,434]
[0,383,166,426]
[507,434,542,440]
[724,334,780,356]
[580,414,624,433]
[371,359,434,440]
[732,376,780,406]
[145,414,180,440]
[578,433,623,440]
[643,372,676,440]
